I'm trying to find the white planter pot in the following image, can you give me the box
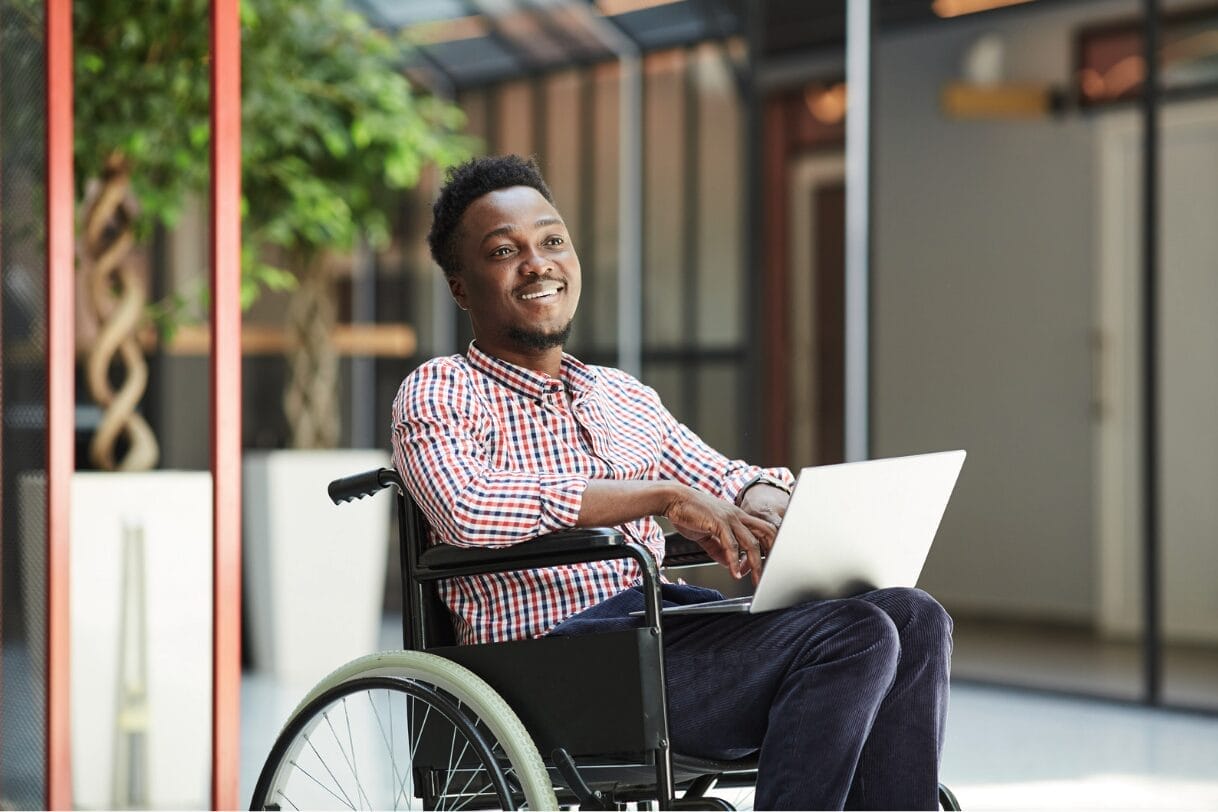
[67,471,213,809]
[243,449,391,689]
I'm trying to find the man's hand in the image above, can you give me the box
[664,486,777,586]
[738,483,790,530]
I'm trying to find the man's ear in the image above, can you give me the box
[447,273,468,311]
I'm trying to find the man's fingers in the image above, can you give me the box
[706,519,749,579]
[695,521,735,570]
[729,518,766,584]
[674,494,778,580]
[741,513,779,555]
[758,524,776,555]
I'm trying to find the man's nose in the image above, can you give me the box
[518,250,552,276]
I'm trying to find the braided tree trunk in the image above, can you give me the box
[83,154,160,471]
[283,255,340,449]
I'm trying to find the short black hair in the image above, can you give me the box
[428,154,555,278]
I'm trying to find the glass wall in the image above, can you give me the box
[383,0,1218,711]
[1,0,48,805]
[1155,17,1218,707]
[869,0,1147,702]
[866,0,1218,709]
[449,44,750,459]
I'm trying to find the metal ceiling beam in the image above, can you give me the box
[522,0,614,63]
[351,0,459,96]
[466,0,561,73]
[562,2,645,377]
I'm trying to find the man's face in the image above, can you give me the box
[449,185,581,362]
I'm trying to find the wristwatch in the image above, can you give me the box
[734,474,792,506]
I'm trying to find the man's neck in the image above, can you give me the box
[472,340,564,378]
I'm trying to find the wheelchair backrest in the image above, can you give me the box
[391,474,460,650]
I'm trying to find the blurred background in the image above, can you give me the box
[3,0,1218,808]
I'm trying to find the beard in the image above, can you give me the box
[507,318,574,352]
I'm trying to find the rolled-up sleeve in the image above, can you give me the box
[392,361,588,548]
[642,385,794,502]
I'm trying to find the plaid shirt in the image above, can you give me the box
[391,342,794,644]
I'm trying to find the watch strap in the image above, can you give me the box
[734,473,792,506]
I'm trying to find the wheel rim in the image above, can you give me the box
[254,676,519,810]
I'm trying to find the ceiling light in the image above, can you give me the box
[805,83,848,125]
[933,0,1035,19]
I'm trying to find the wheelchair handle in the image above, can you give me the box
[328,467,403,505]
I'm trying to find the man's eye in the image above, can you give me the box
[490,246,513,257]
[544,236,565,247]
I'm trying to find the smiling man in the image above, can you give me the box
[391,155,953,810]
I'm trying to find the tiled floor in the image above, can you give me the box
[240,630,1218,809]
[942,683,1218,810]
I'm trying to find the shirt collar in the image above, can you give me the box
[465,342,598,402]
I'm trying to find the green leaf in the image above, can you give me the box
[74,0,473,333]
[80,52,104,74]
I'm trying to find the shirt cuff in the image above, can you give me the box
[724,466,796,505]
[539,474,589,532]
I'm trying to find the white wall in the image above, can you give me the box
[871,1,1140,622]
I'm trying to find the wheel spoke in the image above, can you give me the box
[341,697,372,810]
[387,690,396,808]
[444,737,479,805]
[448,783,478,812]
[303,732,357,809]
[288,758,356,810]
[393,693,432,810]
[448,768,497,812]
[275,790,300,811]
[367,687,411,807]
[438,715,461,803]
[323,710,372,809]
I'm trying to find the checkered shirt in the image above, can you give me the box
[391,342,795,644]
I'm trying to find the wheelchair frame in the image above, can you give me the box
[252,467,963,811]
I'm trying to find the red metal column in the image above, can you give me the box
[210,0,242,807]
[45,0,74,807]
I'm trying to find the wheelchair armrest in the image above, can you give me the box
[419,529,714,575]
[663,532,712,568]
[418,525,677,635]
[419,527,628,574]
[415,527,671,633]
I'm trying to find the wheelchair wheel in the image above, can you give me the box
[251,651,557,810]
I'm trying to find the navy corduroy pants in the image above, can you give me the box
[548,583,953,810]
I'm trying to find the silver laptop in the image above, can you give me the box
[646,450,966,617]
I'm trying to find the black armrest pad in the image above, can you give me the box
[663,532,712,567]
[420,527,626,570]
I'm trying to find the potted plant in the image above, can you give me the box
[236,0,472,695]
[71,0,472,803]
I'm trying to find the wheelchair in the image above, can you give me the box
[250,467,963,811]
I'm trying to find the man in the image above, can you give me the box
[392,154,952,810]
